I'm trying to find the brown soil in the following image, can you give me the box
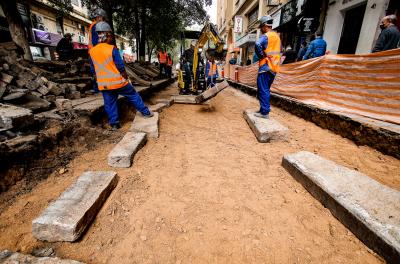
[1,84,399,263]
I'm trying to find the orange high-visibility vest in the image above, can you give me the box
[259,31,281,73]
[208,62,217,76]
[88,21,96,50]
[167,56,173,66]
[158,51,167,64]
[89,43,128,90]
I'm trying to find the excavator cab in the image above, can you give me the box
[177,22,227,94]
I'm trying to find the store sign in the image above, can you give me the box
[32,28,62,47]
[234,16,243,33]
[297,17,319,33]
[235,33,257,48]
[271,9,281,29]
[280,1,298,26]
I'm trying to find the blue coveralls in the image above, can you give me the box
[205,62,219,87]
[90,23,100,93]
[303,37,327,60]
[90,47,150,126]
[255,34,276,115]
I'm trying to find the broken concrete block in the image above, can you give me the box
[2,92,25,101]
[108,132,147,168]
[2,63,9,71]
[1,72,13,84]
[43,95,56,103]
[195,80,229,103]
[20,94,51,112]
[66,91,81,100]
[0,81,6,99]
[0,250,84,263]
[172,95,197,104]
[10,63,25,74]
[32,171,118,242]
[0,103,34,130]
[37,85,50,95]
[282,151,400,263]
[18,70,36,81]
[67,84,77,93]
[30,91,43,98]
[155,98,174,107]
[55,99,73,111]
[243,109,289,143]
[15,78,28,88]
[48,81,65,96]
[25,80,40,90]
[149,102,168,113]
[130,112,159,138]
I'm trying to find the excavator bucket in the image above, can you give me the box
[206,49,227,60]
[195,80,230,103]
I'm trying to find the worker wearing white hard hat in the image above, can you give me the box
[89,21,153,129]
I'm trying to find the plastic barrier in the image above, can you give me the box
[226,49,400,125]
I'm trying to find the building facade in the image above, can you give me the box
[217,0,400,63]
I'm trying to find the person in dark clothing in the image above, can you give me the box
[246,57,252,65]
[372,15,400,53]
[56,33,74,61]
[181,40,203,94]
[296,41,307,61]
[282,45,297,64]
[303,31,326,60]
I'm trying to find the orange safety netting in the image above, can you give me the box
[224,49,400,125]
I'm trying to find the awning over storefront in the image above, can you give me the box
[235,33,256,48]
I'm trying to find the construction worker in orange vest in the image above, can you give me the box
[205,57,218,88]
[254,15,281,119]
[157,48,168,77]
[88,8,107,93]
[89,22,153,130]
[166,53,173,78]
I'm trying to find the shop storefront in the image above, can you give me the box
[235,33,257,64]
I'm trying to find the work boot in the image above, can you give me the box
[254,112,269,119]
[142,111,154,118]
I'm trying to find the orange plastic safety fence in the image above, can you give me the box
[228,48,400,125]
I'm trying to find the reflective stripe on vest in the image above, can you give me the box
[208,62,217,76]
[259,31,281,73]
[167,56,173,66]
[89,43,128,90]
[88,21,96,50]
[159,52,167,64]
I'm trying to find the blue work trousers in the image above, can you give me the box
[101,83,150,125]
[207,76,216,87]
[257,71,275,115]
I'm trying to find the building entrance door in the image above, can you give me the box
[337,3,367,54]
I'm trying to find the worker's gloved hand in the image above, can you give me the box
[121,71,128,80]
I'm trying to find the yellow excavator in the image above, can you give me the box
[177,22,227,94]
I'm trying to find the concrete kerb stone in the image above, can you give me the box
[171,95,198,104]
[155,98,174,107]
[108,132,147,168]
[0,251,84,264]
[130,112,159,138]
[243,109,289,143]
[0,103,34,130]
[32,171,118,242]
[282,151,400,264]
[149,102,168,113]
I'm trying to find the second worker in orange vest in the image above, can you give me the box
[254,15,282,119]
[89,22,153,130]
[157,49,168,77]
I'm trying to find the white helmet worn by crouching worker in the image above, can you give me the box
[95,21,112,42]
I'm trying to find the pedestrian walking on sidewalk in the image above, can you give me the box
[166,53,173,78]
[303,31,326,60]
[89,22,153,130]
[254,15,282,119]
[372,15,400,53]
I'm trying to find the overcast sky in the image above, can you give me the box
[206,0,217,24]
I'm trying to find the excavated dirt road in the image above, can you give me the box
[0,84,399,263]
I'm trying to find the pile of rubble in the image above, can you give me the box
[0,42,93,114]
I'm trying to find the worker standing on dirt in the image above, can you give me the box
[205,57,218,88]
[254,15,281,119]
[158,48,168,77]
[166,53,173,78]
[89,22,153,130]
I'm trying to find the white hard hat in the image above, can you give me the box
[190,40,197,46]
[259,15,273,27]
[93,8,107,18]
[95,21,112,32]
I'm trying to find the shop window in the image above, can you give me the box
[248,7,259,26]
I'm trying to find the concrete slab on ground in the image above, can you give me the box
[0,103,34,130]
[0,250,84,264]
[172,95,198,104]
[32,171,118,242]
[149,102,168,113]
[282,151,400,263]
[108,132,147,168]
[130,112,159,138]
[243,109,289,143]
[155,98,174,107]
